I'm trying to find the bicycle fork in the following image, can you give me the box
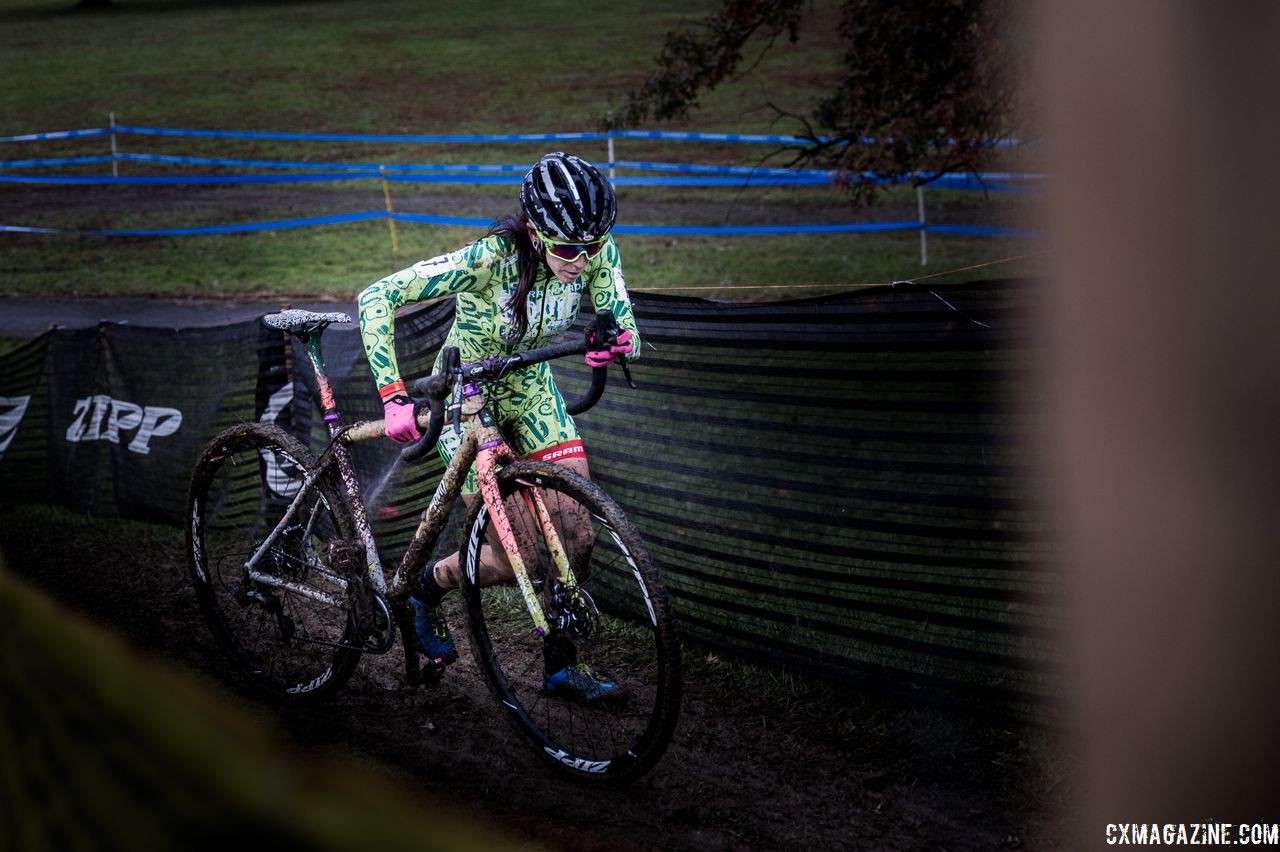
[469,414,580,638]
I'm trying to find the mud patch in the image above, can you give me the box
[0,505,1072,851]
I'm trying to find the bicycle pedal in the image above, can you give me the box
[416,658,448,686]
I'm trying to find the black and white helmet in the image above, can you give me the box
[520,152,617,242]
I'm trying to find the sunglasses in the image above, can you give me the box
[536,230,607,263]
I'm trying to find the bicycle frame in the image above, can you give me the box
[256,330,575,638]
[194,310,681,781]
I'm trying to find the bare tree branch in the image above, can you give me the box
[606,0,1025,205]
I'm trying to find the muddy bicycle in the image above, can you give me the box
[185,308,681,783]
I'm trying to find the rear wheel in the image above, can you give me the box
[461,460,681,783]
[186,423,362,701]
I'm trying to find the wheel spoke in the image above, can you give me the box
[187,424,361,701]
[463,461,680,782]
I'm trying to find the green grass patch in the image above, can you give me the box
[0,220,1042,299]
[0,0,840,137]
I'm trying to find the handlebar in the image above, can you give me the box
[399,311,631,464]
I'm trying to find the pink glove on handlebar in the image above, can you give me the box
[383,396,422,444]
[585,329,633,368]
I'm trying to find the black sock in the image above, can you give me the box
[411,562,445,609]
[543,632,577,675]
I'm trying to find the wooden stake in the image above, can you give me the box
[380,166,399,260]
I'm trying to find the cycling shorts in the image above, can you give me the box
[436,368,585,495]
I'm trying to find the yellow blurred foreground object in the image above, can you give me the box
[0,553,539,852]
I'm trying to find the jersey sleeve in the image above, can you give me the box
[586,236,641,361]
[358,237,502,399]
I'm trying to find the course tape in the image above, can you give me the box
[0,125,801,145]
[1,125,1024,147]
[0,173,388,185]
[0,128,112,143]
[114,125,609,144]
[615,160,1042,184]
[0,211,384,237]
[0,171,828,187]
[115,153,529,173]
[0,155,117,170]
[1,153,1040,181]
[1,212,1040,238]
[0,169,1035,191]
[611,130,1023,147]
[0,170,831,187]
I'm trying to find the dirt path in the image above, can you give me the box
[0,506,1070,851]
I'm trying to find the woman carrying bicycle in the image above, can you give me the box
[357,152,638,700]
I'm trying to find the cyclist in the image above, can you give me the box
[357,152,638,701]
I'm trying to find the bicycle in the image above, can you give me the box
[185,308,681,783]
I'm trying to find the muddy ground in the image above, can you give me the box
[1,506,1072,851]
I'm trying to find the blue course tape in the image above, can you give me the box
[3,125,1027,149]
[0,155,116,170]
[613,221,922,236]
[1,213,1038,238]
[118,153,530,173]
[0,225,61,234]
[0,171,1040,191]
[0,172,388,185]
[617,159,1043,186]
[0,166,1032,191]
[0,128,113,143]
[0,171,837,188]
[615,174,831,187]
[114,125,608,144]
[611,130,822,145]
[0,212,385,237]
[614,160,835,177]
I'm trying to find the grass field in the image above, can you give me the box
[0,0,1044,302]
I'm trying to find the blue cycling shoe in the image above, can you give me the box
[544,663,627,704]
[410,596,457,664]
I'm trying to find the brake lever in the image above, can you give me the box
[590,310,637,390]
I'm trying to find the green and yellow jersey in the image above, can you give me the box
[357,231,639,485]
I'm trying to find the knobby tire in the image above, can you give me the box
[186,422,362,702]
[460,460,681,783]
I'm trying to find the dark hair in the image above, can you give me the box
[487,211,544,343]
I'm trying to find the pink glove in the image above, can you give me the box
[383,396,422,444]
[585,328,633,368]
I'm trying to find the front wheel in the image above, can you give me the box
[461,461,681,783]
[186,422,363,701]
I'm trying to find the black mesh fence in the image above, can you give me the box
[0,281,1058,719]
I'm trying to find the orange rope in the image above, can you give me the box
[908,251,1049,284]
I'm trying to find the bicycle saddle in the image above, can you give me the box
[263,309,353,333]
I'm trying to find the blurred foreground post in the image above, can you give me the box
[1039,0,1280,834]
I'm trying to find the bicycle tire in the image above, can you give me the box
[186,422,362,702]
[460,460,681,783]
